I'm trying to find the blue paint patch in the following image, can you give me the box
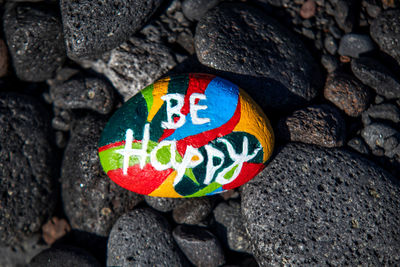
[165,77,239,141]
[206,186,225,195]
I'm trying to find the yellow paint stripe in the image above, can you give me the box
[147,77,170,122]
[148,171,182,198]
[234,88,274,162]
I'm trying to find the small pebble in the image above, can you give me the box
[173,198,213,225]
[347,137,370,155]
[338,33,375,58]
[300,0,316,19]
[321,54,339,73]
[182,0,221,21]
[324,35,338,55]
[144,196,183,213]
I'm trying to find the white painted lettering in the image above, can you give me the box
[203,144,225,185]
[189,93,210,125]
[161,94,186,129]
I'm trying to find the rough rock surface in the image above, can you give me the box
[351,57,400,100]
[61,114,142,236]
[172,198,213,225]
[50,73,114,114]
[361,123,400,158]
[324,72,370,117]
[83,37,178,101]
[0,93,56,246]
[60,0,164,59]
[144,196,183,213]
[242,143,400,266]
[30,246,100,267]
[278,104,346,147]
[195,3,322,110]
[182,0,221,21]
[3,2,65,81]
[107,209,185,266]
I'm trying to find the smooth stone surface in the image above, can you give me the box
[242,143,400,266]
[370,10,400,65]
[0,93,56,246]
[182,0,221,21]
[278,104,346,148]
[338,34,375,58]
[213,200,252,253]
[84,37,179,101]
[30,246,101,267]
[362,103,400,124]
[60,0,164,59]
[324,72,370,117]
[194,3,322,110]
[172,198,213,225]
[61,114,143,237]
[3,2,65,81]
[173,225,225,267]
[144,196,183,212]
[50,73,114,114]
[351,57,400,99]
[361,123,400,158]
[98,74,274,197]
[107,209,186,266]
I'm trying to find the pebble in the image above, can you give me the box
[321,54,339,73]
[324,72,371,117]
[300,0,316,19]
[182,0,221,21]
[50,73,114,114]
[362,103,400,125]
[0,93,56,246]
[194,3,322,110]
[338,33,375,58]
[3,2,65,81]
[278,104,346,147]
[351,57,400,99]
[60,0,164,59]
[213,200,252,253]
[361,123,400,158]
[324,35,338,55]
[84,37,179,101]
[107,209,186,266]
[61,114,142,237]
[370,9,400,65]
[242,142,400,266]
[173,198,213,225]
[173,225,225,267]
[333,0,356,33]
[98,74,274,197]
[347,136,370,155]
[0,39,8,77]
[144,196,183,212]
[30,246,101,267]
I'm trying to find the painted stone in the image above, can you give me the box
[98,74,274,197]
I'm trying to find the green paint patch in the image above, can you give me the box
[156,145,171,165]
[224,164,238,179]
[185,168,199,185]
[141,84,154,114]
[187,182,222,197]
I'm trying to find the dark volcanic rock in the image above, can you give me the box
[107,209,185,266]
[333,0,357,33]
[362,103,400,125]
[0,39,8,77]
[213,200,252,253]
[60,0,164,60]
[351,57,400,99]
[347,136,370,155]
[242,143,400,266]
[30,246,100,267]
[361,123,400,158]
[173,225,225,267]
[3,2,65,81]
[324,72,370,117]
[144,196,183,213]
[50,74,114,114]
[370,9,400,65]
[0,93,56,246]
[278,104,346,148]
[194,3,322,110]
[61,114,142,236]
[172,198,213,225]
[182,0,221,21]
[321,54,339,73]
[338,34,375,58]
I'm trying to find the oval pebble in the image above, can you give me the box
[98,73,274,197]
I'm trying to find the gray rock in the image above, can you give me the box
[3,2,65,81]
[361,123,400,158]
[173,198,213,225]
[324,35,338,55]
[338,34,375,58]
[347,137,370,155]
[83,37,179,101]
[61,114,142,237]
[370,10,400,65]
[363,103,400,124]
[30,246,101,267]
[0,93,56,246]
[321,54,339,73]
[351,57,400,100]
[213,200,252,253]
[333,0,356,33]
[60,0,164,60]
[107,209,185,266]
[182,0,221,21]
[144,196,183,213]
[194,3,322,111]
[324,72,371,117]
[173,225,225,267]
[278,104,346,148]
[242,143,400,266]
[50,73,114,114]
